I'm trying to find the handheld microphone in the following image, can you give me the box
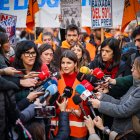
[30,69,50,91]
[35,78,58,92]
[80,66,91,74]
[92,68,105,80]
[37,70,50,81]
[61,86,73,98]
[75,84,92,101]
[81,80,94,91]
[81,80,97,99]
[92,68,113,88]
[72,94,87,117]
[75,84,97,118]
[77,72,98,87]
[39,84,58,103]
[87,101,96,118]
[58,86,73,103]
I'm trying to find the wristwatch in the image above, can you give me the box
[102,126,111,135]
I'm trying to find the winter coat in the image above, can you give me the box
[98,79,140,133]
[0,76,19,140]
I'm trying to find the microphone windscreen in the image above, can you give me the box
[92,68,104,79]
[46,84,58,95]
[76,72,87,82]
[81,80,94,91]
[48,79,58,86]
[72,95,82,105]
[80,66,91,74]
[63,86,73,98]
[75,84,86,95]
[86,74,98,84]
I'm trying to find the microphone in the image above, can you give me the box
[61,86,73,98]
[81,80,94,91]
[39,84,58,103]
[77,72,98,87]
[80,66,104,80]
[58,86,73,103]
[80,66,91,74]
[92,68,105,80]
[35,78,58,92]
[72,94,87,117]
[77,72,87,82]
[37,70,50,81]
[75,84,97,118]
[29,69,50,92]
[81,80,97,99]
[75,84,92,101]
[87,101,96,118]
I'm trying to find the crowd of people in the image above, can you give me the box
[0,23,140,140]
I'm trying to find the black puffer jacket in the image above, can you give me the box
[0,76,19,140]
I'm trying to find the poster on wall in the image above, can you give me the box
[60,0,81,28]
[0,13,17,45]
[91,0,112,28]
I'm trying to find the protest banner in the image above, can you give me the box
[60,0,81,29]
[0,13,17,45]
[91,0,112,28]
[0,0,124,28]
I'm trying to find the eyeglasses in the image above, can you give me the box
[24,51,37,57]
[134,38,140,43]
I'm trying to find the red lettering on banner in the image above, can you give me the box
[92,8,101,19]
[0,15,12,21]
[102,7,110,18]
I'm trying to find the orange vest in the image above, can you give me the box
[51,75,88,138]
[86,43,96,61]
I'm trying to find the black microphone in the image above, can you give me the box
[77,72,98,87]
[61,86,73,98]
[72,95,87,117]
[77,72,87,82]
[87,101,96,118]
[58,86,73,103]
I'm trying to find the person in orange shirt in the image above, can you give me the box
[61,24,80,49]
[51,50,90,140]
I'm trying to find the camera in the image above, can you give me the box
[35,106,56,118]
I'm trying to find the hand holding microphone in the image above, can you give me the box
[89,98,101,109]
[75,84,97,118]
[27,91,44,102]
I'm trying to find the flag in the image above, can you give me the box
[121,0,140,32]
[26,0,39,31]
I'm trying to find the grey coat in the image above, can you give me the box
[98,79,140,133]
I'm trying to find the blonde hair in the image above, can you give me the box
[134,56,140,75]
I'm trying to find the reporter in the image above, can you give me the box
[90,57,140,139]
[89,38,121,78]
